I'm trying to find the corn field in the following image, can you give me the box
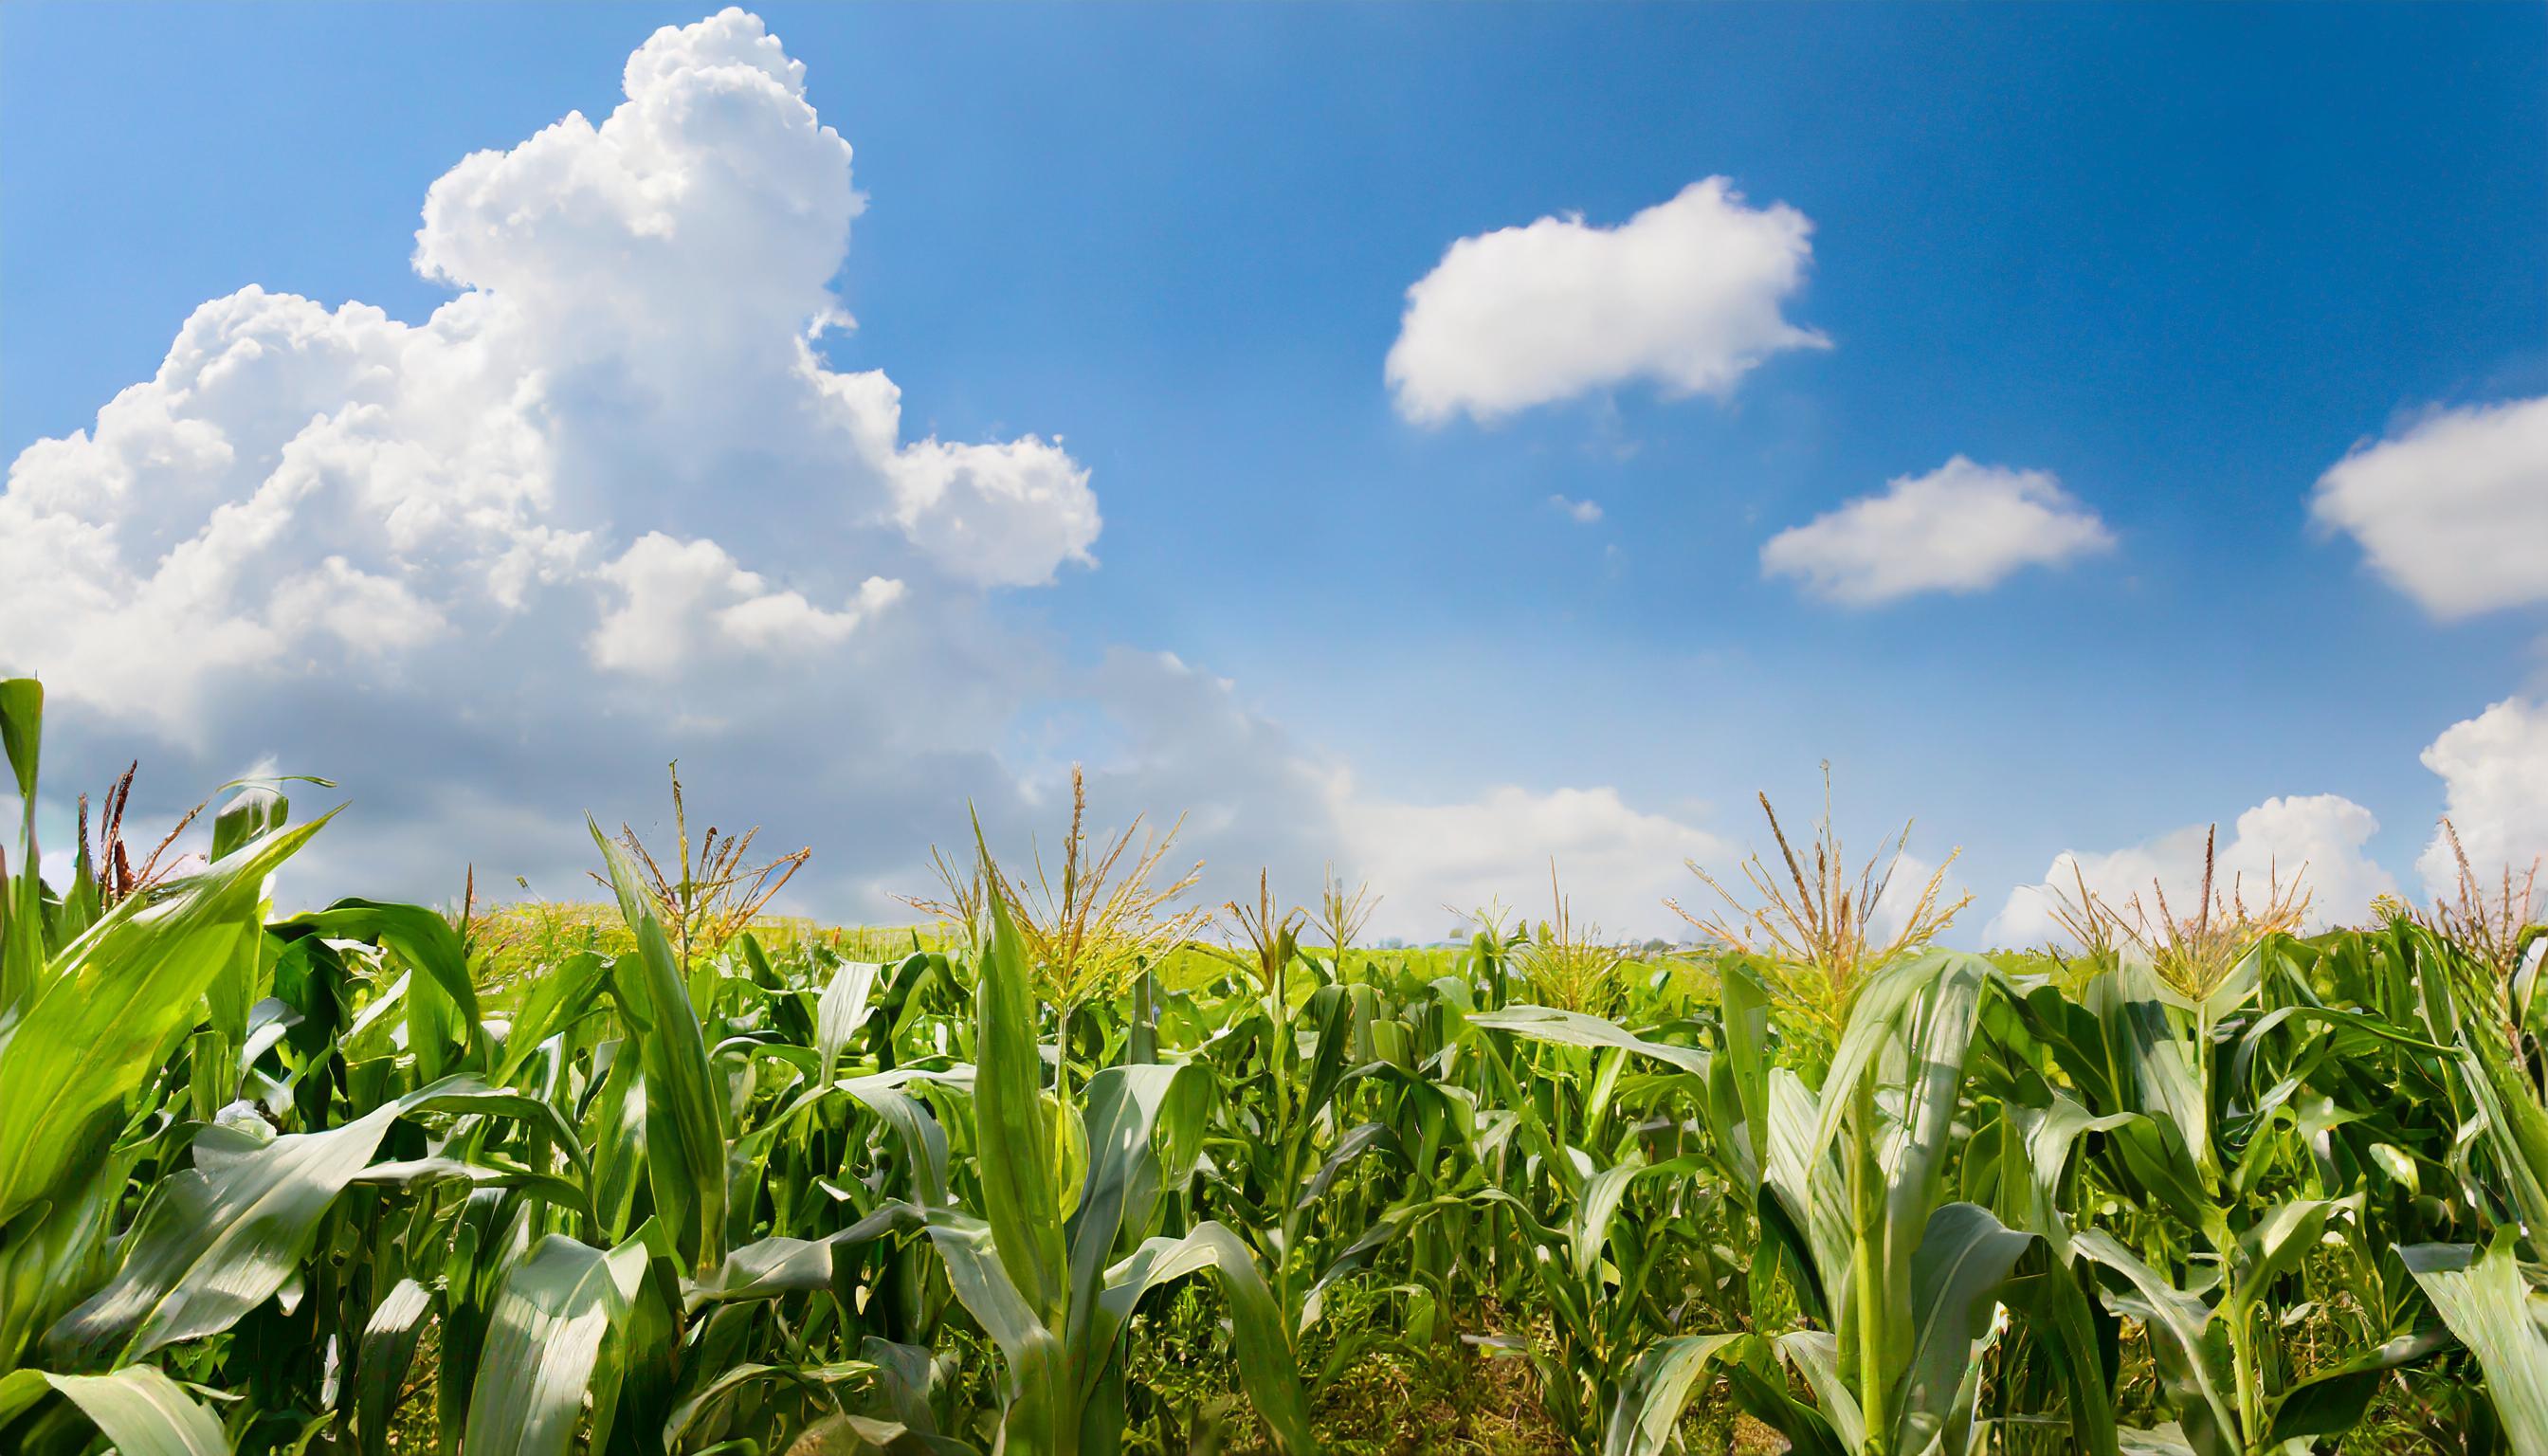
[2,674,2544,1456]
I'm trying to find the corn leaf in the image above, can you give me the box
[462,1233,645,1456]
[592,816,729,1275]
[2404,1235,2548,1456]
[1,1363,230,1456]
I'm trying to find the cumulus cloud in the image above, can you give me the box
[1986,794,2397,950]
[1760,456,2115,606]
[1549,494,1603,524]
[0,8,1097,745]
[1,9,1738,937]
[590,533,902,676]
[2311,395,2548,618]
[1386,178,1826,426]
[2415,696,2548,903]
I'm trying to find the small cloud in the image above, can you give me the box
[1760,456,2114,606]
[2310,394,2548,618]
[1549,494,1603,524]
[1387,178,1827,427]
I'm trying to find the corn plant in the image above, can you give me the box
[7,674,2548,1456]
[873,838,1316,1455]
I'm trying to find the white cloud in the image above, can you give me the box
[1386,178,1826,426]
[1337,782,1730,941]
[1549,494,1603,524]
[589,532,901,676]
[0,10,1736,937]
[268,556,449,656]
[0,8,1096,744]
[879,431,1100,588]
[1760,456,2115,606]
[2415,696,2548,902]
[2311,395,2548,618]
[1987,794,2397,950]
[1043,649,1731,943]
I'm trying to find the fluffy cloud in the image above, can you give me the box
[590,533,902,676]
[1760,456,2115,606]
[1549,495,1603,524]
[2311,395,2548,618]
[2415,696,2548,901]
[0,9,1097,745]
[1386,178,1826,426]
[1987,794,2397,950]
[2,9,1738,940]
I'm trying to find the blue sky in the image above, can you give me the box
[5,3,2545,941]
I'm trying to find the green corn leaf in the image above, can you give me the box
[1065,1061,1200,1321]
[2230,1197,2338,1312]
[48,1101,403,1367]
[1600,1336,1763,1456]
[2087,966,2211,1183]
[592,816,729,1276]
[1714,957,1774,1194]
[400,1075,598,1190]
[1097,1221,1318,1456]
[2457,1040,2548,1250]
[860,1335,944,1436]
[1765,1068,1850,1325]
[1883,954,1991,1219]
[1298,1122,1404,1210]
[817,958,884,1086]
[1571,1152,1706,1283]
[1601,1331,1752,1456]
[1755,1182,1832,1328]
[199,788,292,1082]
[285,898,482,1078]
[1771,1331,1865,1452]
[1993,1244,2122,1456]
[659,1358,874,1447]
[0,1363,230,1456]
[1893,1202,2039,1456]
[839,1067,962,1207]
[969,837,1066,1325]
[2404,1235,2548,1456]
[2076,1229,2238,1456]
[1998,1095,2140,1257]
[688,1200,919,1305]
[490,948,608,1087]
[919,1208,1065,1451]
[0,678,45,1015]
[1467,1004,1712,1077]
[48,1072,592,1368]
[354,1279,433,1456]
[1297,982,1356,1125]
[0,1123,135,1374]
[0,810,335,1232]
[2266,1324,2454,1444]
[462,1233,646,1456]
